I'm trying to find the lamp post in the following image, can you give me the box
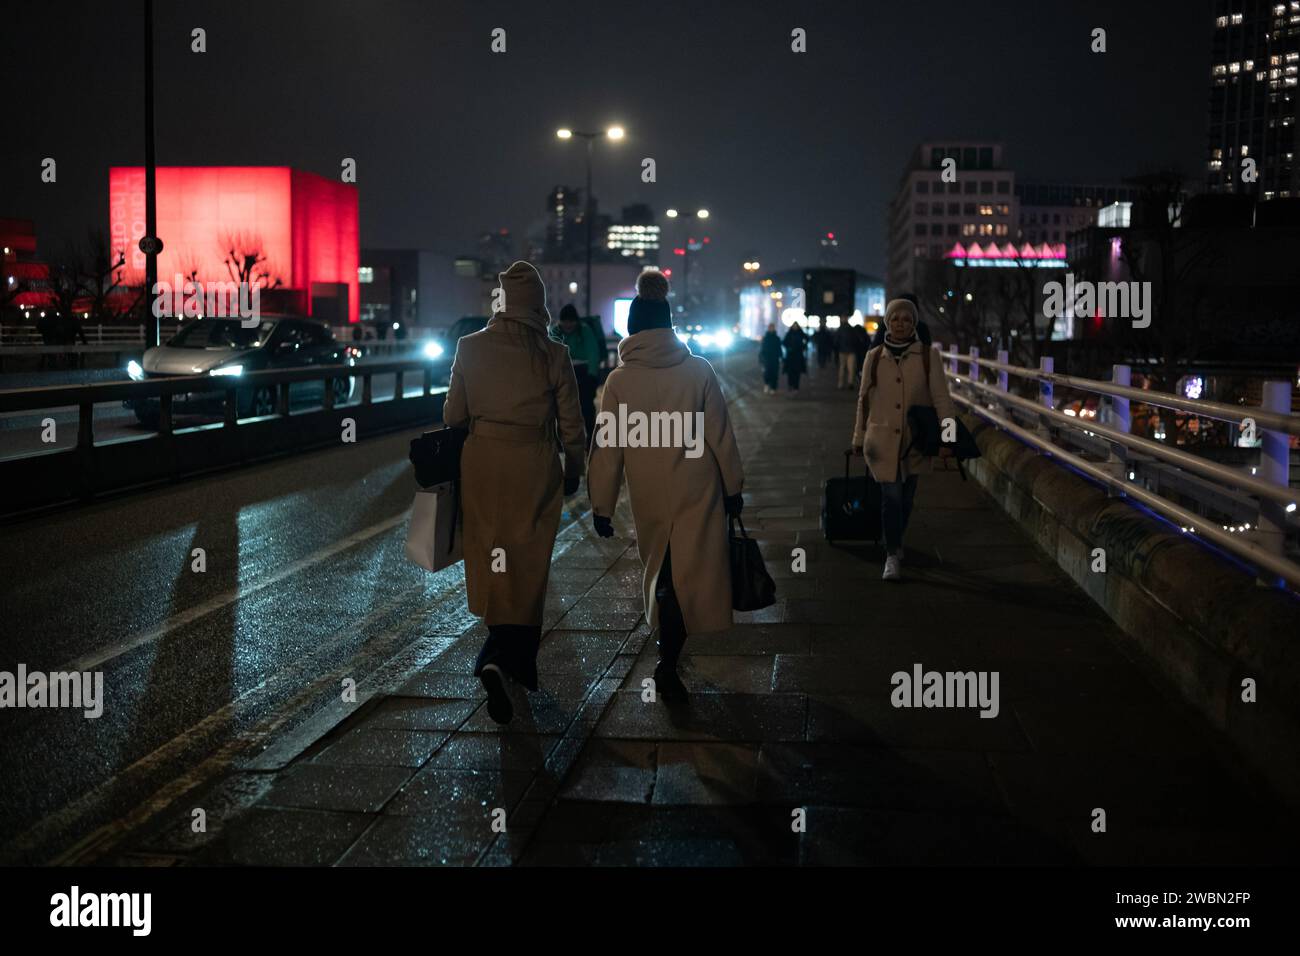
[556,125,624,317]
[141,0,161,348]
[664,207,709,315]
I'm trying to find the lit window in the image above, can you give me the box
[1216,15,1228,27]
[358,267,373,283]
[1232,12,1243,23]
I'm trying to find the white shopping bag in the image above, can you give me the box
[404,481,463,572]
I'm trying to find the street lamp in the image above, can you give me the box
[662,206,711,311]
[555,125,625,316]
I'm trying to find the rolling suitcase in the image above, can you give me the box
[822,451,881,544]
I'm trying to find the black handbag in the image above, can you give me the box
[905,405,982,480]
[409,424,467,488]
[729,514,777,612]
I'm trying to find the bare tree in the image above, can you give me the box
[218,232,284,293]
[1114,170,1220,389]
[80,230,142,323]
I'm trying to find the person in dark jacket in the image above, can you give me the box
[758,323,782,394]
[850,323,870,382]
[782,322,808,392]
[812,321,833,371]
[552,303,601,449]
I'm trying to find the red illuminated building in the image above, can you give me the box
[109,167,360,324]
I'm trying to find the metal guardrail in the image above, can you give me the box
[0,359,442,442]
[939,345,1300,590]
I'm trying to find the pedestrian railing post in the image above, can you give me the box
[996,349,1009,393]
[1107,364,1132,487]
[948,344,959,376]
[394,370,404,402]
[277,381,290,416]
[224,387,238,427]
[1256,380,1293,585]
[968,346,979,385]
[362,373,373,405]
[1037,355,1055,439]
[159,391,173,435]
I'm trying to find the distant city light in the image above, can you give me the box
[556,128,573,139]
[1183,375,1205,400]
[606,126,625,140]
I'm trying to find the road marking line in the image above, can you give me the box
[60,510,410,674]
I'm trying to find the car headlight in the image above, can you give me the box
[210,364,243,377]
[674,330,691,343]
[714,330,734,349]
[694,332,716,348]
[127,360,145,381]
[422,341,445,360]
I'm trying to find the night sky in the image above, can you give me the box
[1,0,1210,287]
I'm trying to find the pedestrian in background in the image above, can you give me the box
[834,321,858,389]
[759,322,782,394]
[552,303,601,449]
[588,269,745,700]
[813,320,833,372]
[850,321,870,384]
[782,321,808,392]
[851,297,957,582]
[443,261,588,724]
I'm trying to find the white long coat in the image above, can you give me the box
[587,328,744,635]
[852,341,959,483]
[442,310,586,626]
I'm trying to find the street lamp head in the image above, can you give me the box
[696,209,709,219]
[606,126,625,140]
[556,128,573,139]
[665,208,678,218]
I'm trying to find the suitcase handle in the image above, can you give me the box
[843,449,867,481]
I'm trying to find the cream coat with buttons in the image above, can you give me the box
[852,341,958,483]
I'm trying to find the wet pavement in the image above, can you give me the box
[4,356,1296,865]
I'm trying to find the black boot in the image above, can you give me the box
[653,569,689,702]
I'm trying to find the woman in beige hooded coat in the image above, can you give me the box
[851,297,958,582]
[587,270,744,700]
[443,260,587,723]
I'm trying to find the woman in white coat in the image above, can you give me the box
[851,297,958,581]
[443,261,587,723]
[587,270,745,700]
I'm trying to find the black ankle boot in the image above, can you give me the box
[654,625,689,702]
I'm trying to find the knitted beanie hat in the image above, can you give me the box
[498,260,548,319]
[627,269,672,335]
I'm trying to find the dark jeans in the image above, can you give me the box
[474,624,541,691]
[762,360,779,390]
[654,547,687,666]
[786,368,802,390]
[880,475,919,553]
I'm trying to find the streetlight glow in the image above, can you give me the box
[556,128,573,139]
[696,209,709,219]
[606,126,625,140]
[666,208,678,218]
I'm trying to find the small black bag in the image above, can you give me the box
[729,514,777,612]
[409,424,468,488]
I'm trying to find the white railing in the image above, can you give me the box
[940,345,1300,591]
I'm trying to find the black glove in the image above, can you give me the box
[564,471,581,496]
[593,514,614,538]
[724,492,744,517]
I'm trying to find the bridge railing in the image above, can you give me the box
[938,345,1300,591]
[0,358,443,445]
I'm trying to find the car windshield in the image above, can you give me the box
[168,319,276,349]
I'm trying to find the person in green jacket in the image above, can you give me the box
[553,304,600,448]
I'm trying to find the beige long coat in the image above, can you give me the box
[852,341,959,483]
[587,328,744,635]
[442,311,586,626]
